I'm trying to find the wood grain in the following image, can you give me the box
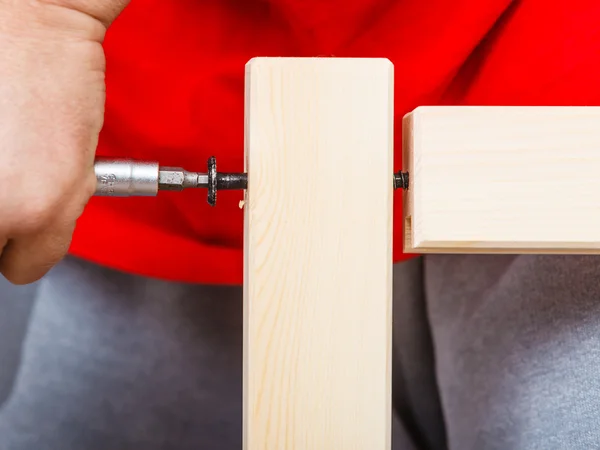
[403,105,600,253]
[243,57,394,450]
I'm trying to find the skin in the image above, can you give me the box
[0,0,129,284]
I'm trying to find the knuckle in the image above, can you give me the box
[7,158,94,234]
[18,196,59,232]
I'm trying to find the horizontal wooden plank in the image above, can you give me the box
[403,106,600,253]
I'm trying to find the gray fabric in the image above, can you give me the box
[3,254,600,449]
[0,278,36,408]
[425,254,600,449]
[0,258,244,449]
[0,257,425,449]
[393,257,446,450]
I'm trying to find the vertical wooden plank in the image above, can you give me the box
[243,57,394,450]
[403,105,600,254]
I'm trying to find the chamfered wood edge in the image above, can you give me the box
[402,109,416,252]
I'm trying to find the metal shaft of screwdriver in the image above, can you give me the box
[93,158,248,202]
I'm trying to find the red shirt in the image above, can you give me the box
[69,0,600,284]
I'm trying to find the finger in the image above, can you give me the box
[0,238,7,269]
[0,222,75,285]
[0,237,7,257]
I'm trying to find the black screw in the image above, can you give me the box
[394,171,409,190]
[206,157,407,206]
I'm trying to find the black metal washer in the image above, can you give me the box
[207,156,217,206]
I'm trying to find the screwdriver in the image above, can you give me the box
[93,156,247,206]
[93,156,410,207]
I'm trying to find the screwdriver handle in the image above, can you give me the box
[94,158,160,197]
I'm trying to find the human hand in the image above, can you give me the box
[0,0,128,284]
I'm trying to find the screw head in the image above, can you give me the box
[394,172,409,190]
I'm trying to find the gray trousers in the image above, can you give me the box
[0,254,599,449]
